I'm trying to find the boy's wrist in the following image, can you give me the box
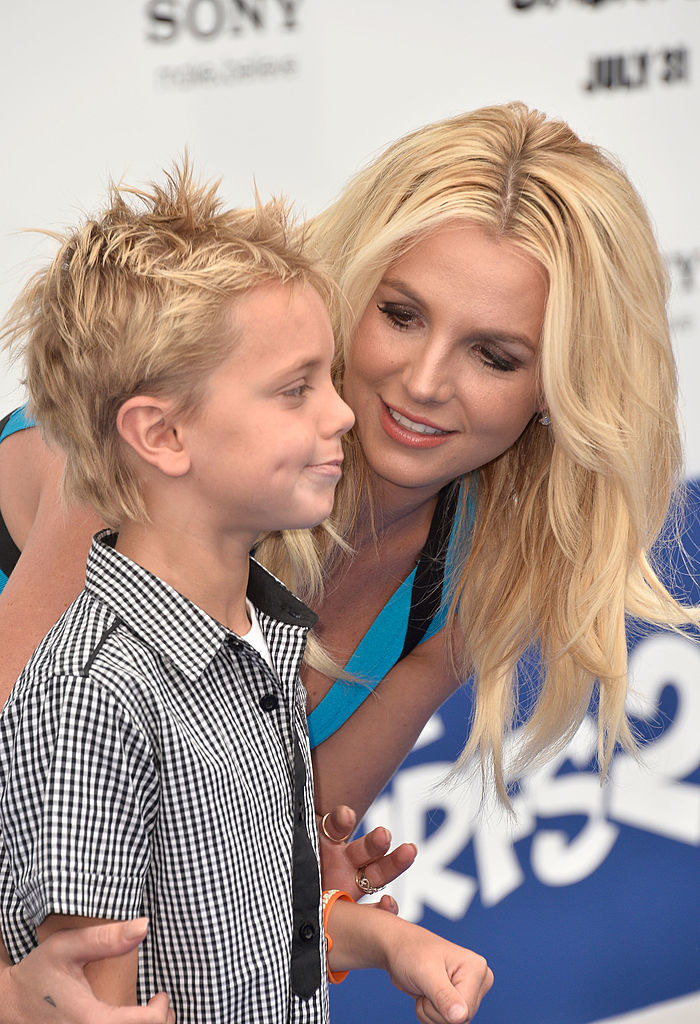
[326,899,405,974]
[322,889,353,983]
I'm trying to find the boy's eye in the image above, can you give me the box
[283,384,310,399]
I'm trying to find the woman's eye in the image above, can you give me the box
[476,347,517,373]
[377,302,420,331]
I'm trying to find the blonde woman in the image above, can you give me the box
[0,103,695,1021]
[265,101,696,816]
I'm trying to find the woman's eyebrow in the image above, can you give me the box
[380,277,425,307]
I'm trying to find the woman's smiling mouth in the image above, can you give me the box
[387,405,450,436]
[380,401,454,448]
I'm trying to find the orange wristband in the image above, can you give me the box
[322,889,353,984]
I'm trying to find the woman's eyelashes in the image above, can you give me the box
[475,346,518,373]
[377,301,421,331]
[377,302,519,373]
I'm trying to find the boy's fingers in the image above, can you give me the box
[436,957,494,1023]
[49,919,149,968]
[416,953,493,1024]
[468,959,493,1007]
[429,983,470,1024]
[415,992,468,1024]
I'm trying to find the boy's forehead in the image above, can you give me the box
[231,278,326,319]
[218,280,334,369]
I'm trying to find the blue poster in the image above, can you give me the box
[331,479,700,1024]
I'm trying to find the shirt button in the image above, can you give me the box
[225,635,241,650]
[259,693,279,712]
[299,921,316,942]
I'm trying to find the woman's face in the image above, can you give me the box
[343,222,547,506]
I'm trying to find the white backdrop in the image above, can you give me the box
[1,3,699,1023]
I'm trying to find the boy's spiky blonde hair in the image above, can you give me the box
[3,160,334,527]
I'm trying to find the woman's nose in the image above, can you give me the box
[402,341,454,405]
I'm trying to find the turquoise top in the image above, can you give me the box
[0,406,34,443]
[306,489,471,748]
[0,406,35,594]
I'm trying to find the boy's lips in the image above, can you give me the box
[306,457,344,478]
[379,401,454,448]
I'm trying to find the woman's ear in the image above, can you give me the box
[117,396,191,477]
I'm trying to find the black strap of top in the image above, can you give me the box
[399,481,461,661]
[0,412,23,580]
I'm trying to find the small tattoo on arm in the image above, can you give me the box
[44,995,57,1008]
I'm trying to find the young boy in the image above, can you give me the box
[0,166,491,1023]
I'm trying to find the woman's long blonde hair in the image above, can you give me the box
[259,102,699,799]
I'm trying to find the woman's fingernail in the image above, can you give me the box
[123,917,149,939]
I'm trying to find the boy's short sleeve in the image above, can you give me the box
[0,674,160,927]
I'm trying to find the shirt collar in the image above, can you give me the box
[84,530,317,683]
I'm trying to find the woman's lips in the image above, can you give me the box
[379,401,454,448]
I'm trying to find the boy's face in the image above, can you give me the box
[184,281,354,538]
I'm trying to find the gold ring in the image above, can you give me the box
[320,812,352,844]
[355,865,384,896]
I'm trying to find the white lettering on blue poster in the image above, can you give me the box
[331,478,700,1024]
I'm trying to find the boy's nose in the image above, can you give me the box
[333,392,355,436]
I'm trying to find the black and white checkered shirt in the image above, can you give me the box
[0,531,329,1023]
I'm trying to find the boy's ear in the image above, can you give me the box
[117,397,190,478]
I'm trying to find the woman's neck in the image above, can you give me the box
[352,476,442,550]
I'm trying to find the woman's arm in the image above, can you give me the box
[312,630,462,819]
[0,431,101,701]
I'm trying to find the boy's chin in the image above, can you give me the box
[276,503,335,533]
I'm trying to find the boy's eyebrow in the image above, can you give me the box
[271,357,322,381]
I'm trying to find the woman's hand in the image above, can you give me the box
[318,804,416,910]
[0,919,174,1024]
